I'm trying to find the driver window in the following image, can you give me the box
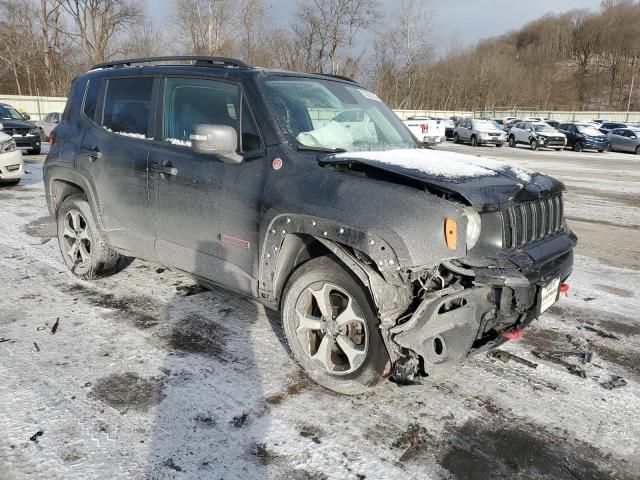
[163,77,262,153]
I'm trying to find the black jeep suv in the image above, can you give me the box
[44,57,576,394]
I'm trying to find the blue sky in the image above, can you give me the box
[147,0,603,53]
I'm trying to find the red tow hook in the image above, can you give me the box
[560,283,570,297]
[502,329,524,340]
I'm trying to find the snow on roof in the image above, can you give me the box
[334,148,535,182]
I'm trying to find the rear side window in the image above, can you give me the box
[163,77,262,153]
[102,77,154,138]
[83,79,101,121]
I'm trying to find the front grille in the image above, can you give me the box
[543,137,565,146]
[501,195,564,249]
[5,128,30,136]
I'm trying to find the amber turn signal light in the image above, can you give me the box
[445,218,457,251]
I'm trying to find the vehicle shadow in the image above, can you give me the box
[144,242,272,479]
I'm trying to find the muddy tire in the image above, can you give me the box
[56,195,130,280]
[508,135,516,147]
[281,256,389,395]
[530,139,539,151]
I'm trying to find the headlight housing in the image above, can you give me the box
[464,207,482,250]
[0,139,16,153]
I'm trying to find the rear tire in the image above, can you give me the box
[453,133,459,144]
[636,146,640,155]
[573,141,583,152]
[56,195,131,280]
[281,256,389,395]
[508,135,516,147]
[470,135,478,147]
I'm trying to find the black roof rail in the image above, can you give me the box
[91,56,252,71]
[315,73,358,84]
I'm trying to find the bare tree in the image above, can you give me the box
[172,0,239,55]
[61,0,143,64]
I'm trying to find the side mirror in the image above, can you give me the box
[190,124,242,164]
[23,113,31,120]
[631,135,637,139]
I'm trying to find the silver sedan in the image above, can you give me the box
[607,128,640,154]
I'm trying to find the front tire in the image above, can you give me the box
[453,133,459,144]
[495,142,503,148]
[508,135,516,147]
[470,135,478,147]
[281,256,389,395]
[56,196,130,280]
[29,146,41,155]
[530,138,539,151]
[636,146,640,155]
[573,141,583,152]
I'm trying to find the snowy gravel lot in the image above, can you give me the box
[1,144,640,479]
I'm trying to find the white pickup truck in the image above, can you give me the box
[402,116,446,146]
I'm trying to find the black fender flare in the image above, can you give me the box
[44,165,105,230]
[259,214,404,301]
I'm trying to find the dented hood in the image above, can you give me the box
[319,148,565,211]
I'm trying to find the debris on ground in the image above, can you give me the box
[155,268,165,274]
[51,317,60,334]
[599,376,628,390]
[488,349,538,368]
[175,284,207,296]
[232,412,248,428]
[33,342,40,352]
[0,338,11,343]
[581,325,619,340]
[548,351,592,364]
[532,351,587,378]
[29,431,43,442]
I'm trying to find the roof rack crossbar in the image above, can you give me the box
[91,56,252,71]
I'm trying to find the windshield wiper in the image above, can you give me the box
[296,145,347,154]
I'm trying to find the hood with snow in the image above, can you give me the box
[319,148,565,211]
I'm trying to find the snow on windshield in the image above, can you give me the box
[473,120,500,130]
[577,125,603,136]
[334,148,535,182]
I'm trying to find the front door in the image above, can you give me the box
[76,76,156,256]
[150,77,265,294]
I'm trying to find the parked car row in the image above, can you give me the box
[420,114,640,154]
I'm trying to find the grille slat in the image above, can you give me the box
[502,195,564,250]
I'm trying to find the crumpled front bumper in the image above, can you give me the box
[391,232,575,375]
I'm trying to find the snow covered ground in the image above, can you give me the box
[1,146,639,479]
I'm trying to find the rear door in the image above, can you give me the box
[76,75,157,256]
[609,129,624,151]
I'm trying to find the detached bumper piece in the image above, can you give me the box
[391,287,495,374]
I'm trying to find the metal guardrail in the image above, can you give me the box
[2,94,639,123]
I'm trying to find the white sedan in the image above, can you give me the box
[0,130,24,185]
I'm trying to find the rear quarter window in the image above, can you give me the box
[101,77,154,138]
[83,79,101,121]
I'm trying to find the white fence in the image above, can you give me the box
[0,94,67,120]
[395,109,640,122]
[2,94,640,123]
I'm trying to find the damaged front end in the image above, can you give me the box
[386,214,576,383]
